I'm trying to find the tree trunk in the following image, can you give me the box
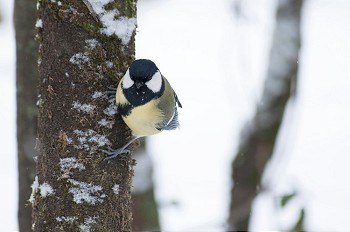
[228,0,303,230]
[32,0,137,231]
[14,0,39,230]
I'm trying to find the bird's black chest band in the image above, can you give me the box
[117,103,133,116]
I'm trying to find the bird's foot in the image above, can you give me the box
[103,147,130,160]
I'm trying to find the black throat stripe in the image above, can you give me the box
[117,103,133,116]
[123,78,165,107]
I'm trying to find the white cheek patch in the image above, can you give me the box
[122,69,134,89]
[146,71,162,93]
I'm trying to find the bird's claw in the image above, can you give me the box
[103,147,130,160]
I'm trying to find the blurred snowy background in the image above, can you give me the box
[1,0,350,231]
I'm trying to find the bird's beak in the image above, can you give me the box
[135,81,143,89]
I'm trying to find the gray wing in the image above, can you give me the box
[156,78,181,131]
[161,107,180,131]
[156,104,180,131]
[160,92,181,130]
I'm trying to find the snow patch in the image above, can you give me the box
[70,52,90,65]
[56,216,78,223]
[105,61,113,68]
[85,39,100,48]
[35,19,42,28]
[29,176,39,204]
[39,182,55,197]
[85,0,112,15]
[29,176,54,202]
[60,157,86,172]
[100,13,137,45]
[79,216,98,232]
[112,184,120,194]
[92,91,104,99]
[72,101,96,113]
[103,103,118,116]
[85,0,136,45]
[98,118,110,127]
[66,136,73,144]
[68,179,105,205]
[73,129,110,151]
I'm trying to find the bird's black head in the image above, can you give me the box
[129,59,158,82]
[121,59,165,107]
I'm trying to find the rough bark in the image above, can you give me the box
[32,0,137,231]
[228,0,303,230]
[14,0,39,230]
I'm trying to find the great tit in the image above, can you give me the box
[104,59,182,159]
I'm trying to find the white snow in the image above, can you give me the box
[39,182,55,197]
[85,0,112,15]
[85,39,100,48]
[103,103,118,116]
[73,129,110,150]
[66,136,73,144]
[35,19,42,28]
[56,216,78,223]
[69,52,90,65]
[68,179,105,205]
[29,177,54,201]
[105,61,113,68]
[98,118,110,127]
[29,176,40,204]
[60,157,86,172]
[85,0,136,45]
[100,14,137,45]
[89,134,109,147]
[112,184,120,194]
[79,216,97,232]
[72,101,96,113]
[92,91,104,99]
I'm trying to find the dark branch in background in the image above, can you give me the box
[132,139,161,231]
[228,0,303,230]
[14,0,38,230]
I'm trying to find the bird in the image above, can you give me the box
[104,59,182,159]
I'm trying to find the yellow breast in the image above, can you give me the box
[122,99,163,136]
